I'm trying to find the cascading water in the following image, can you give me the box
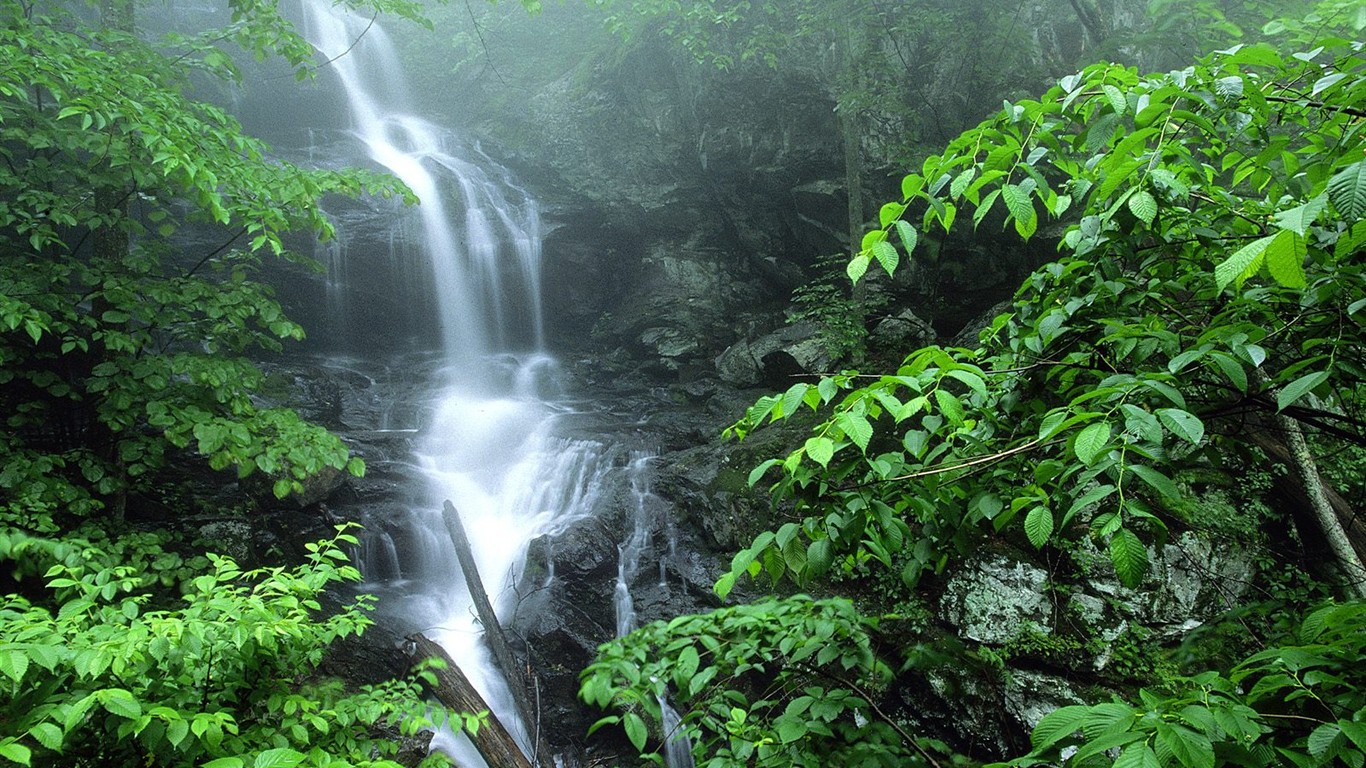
[613,455,696,768]
[297,2,613,764]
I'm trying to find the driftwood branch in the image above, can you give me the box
[442,500,554,767]
[408,633,534,768]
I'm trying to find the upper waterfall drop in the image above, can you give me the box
[299,0,545,369]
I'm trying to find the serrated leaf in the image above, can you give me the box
[1129,464,1179,500]
[805,437,835,467]
[0,743,31,766]
[27,723,63,752]
[1208,352,1248,393]
[1272,195,1327,236]
[1102,84,1127,114]
[1156,722,1215,768]
[202,759,244,768]
[1109,528,1149,588]
[623,712,647,752]
[254,748,305,768]
[871,240,900,277]
[934,388,964,425]
[1115,741,1161,768]
[1327,160,1366,222]
[950,168,976,199]
[1024,506,1054,548]
[1308,723,1343,758]
[847,253,871,284]
[1276,370,1329,411]
[894,220,918,255]
[99,689,141,720]
[1214,235,1273,290]
[837,412,874,452]
[1074,421,1111,465]
[1156,408,1204,445]
[1265,229,1306,289]
[1,650,27,683]
[879,201,906,227]
[1030,705,1090,750]
[1128,189,1157,226]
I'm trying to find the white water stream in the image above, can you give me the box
[298,3,612,765]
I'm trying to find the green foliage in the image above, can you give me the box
[0,526,457,767]
[726,15,1366,595]
[993,601,1366,768]
[581,595,948,767]
[0,0,410,527]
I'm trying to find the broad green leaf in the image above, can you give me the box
[26,724,62,752]
[871,240,900,277]
[1327,160,1366,221]
[623,712,648,752]
[202,760,244,768]
[847,253,871,284]
[1109,528,1149,588]
[1128,189,1157,226]
[1102,84,1127,114]
[894,220,918,255]
[99,689,142,720]
[1115,741,1161,768]
[1155,722,1215,768]
[0,743,32,767]
[254,749,306,768]
[1128,464,1179,500]
[1271,195,1326,236]
[1276,370,1329,411]
[1214,235,1273,290]
[836,412,874,452]
[1307,723,1343,759]
[1073,421,1111,465]
[1024,506,1054,548]
[1156,408,1204,445]
[879,201,906,227]
[1030,705,1090,750]
[805,437,835,467]
[1264,229,1306,289]
[934,389,965,425]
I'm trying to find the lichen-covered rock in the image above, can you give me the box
[940,555,1052,645]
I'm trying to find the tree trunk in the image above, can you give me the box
[407,633,536,768]
[441,501,554,767]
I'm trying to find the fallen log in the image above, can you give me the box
[441,500,554,767]
[408,632,534,768]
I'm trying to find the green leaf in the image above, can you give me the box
[1276,371,1329,411]
[1128,189,1157,226]
[894,220,918,255]
[1327,160,1366,221]
[1307,724,1343,759]
[836,412,874,452]
[1115,741,1161,768]
[99,689,142,720]
[1155,722,1214,768]
[254,749,305,768]
[0,743,31,767]
[1030,705,1090,750]
[1073,421,1111,465]
[1102,83,1127,114]
[871,240,900,277]
[623,712,648,752]
[1272,195,1327,236]
[805,437,835,467]
[1264,229,1306,289]
[934,389,965,425]
[1214,235,1273,290]
[1109,528,1149,588]
[1156,408,1204,445]
[1024,506,1054,548]
[1128,464,1179,501]
[777,717,808,743]
[202,759,245,768]
[0,650,27,683]
[26,724,63,752]
[847,253,871,284]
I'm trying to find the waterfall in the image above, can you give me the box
[297,2,609,765]
[613,455,696,768]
